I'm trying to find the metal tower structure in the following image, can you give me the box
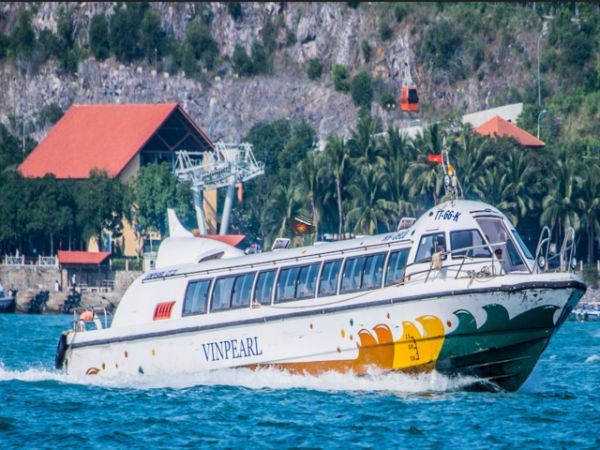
[174,142,264,235]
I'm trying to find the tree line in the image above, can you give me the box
[1,111,599,266]
[234,114,600,265]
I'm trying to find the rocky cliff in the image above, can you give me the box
[0,2,541,144]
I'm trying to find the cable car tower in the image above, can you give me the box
[174,142,264,235]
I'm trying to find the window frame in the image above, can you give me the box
[361,252,387,291]
[253,269,277,306]
[317,258,343,298]
[449,228,492,260]
[230,272,256,310]
[294,262,321,300]
[340,255,367,294]
[274,262,322,304]
[384,247,410,287]
[414,232,447,264]
[339,252,386,294]
[210,272,256,313]
[182,278,213,317]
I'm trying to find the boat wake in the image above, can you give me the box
[0,363,481,394]
[584,354,600,363]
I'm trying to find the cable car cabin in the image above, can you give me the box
[400,87,419,112]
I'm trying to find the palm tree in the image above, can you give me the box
[262,179,301,247]
[346,166,393,235]
[449,126,493,199]
[500,144,541,226]
[382,126,415,225]
[321,135,349,237]
[577,158,600,264]
[540,147,582,244]
[295,151,324,238]
[472,166,518,224]
[405,123,445,209]
[347,114,385,170]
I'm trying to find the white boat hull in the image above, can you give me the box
[61,273,584,391]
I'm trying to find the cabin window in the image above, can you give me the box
[415,233,447,263]
[182,279,211,316]
[275,263,320,302]
[254,270,276,305]
[362,253,386,290]
[296,263,320,299]
[340,255,366,293]
[276,266,301,302]
[231,273,256,309]
[211,276,236,312]
[318,259,342,297]
[385,249,409,286]
[511,228,534,260]
[506,239,524,266]
[450,229,491,258]
[476,218,528,272]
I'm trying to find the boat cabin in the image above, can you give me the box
[109,200,535,328]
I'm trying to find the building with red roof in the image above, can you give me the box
[19,103,217,257]
[57,250,110,265]
[19,103,213,181]
[474,115,545,148]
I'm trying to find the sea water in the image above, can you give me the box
[0,315,598,449]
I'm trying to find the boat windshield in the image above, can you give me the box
[511,228,534,260]
[476,218,528,272]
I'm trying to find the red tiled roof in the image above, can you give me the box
[199,235,246,247]
[474,115,545,147]
[57,251,110,265]
[19,103,212,179]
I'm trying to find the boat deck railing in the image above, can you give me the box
[71,307,112,332]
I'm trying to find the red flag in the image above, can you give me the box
[236,183,243,203]
[427,154,443,163]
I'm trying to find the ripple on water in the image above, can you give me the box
[0,319,599,449]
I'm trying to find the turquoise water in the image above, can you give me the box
[0,315,599,449]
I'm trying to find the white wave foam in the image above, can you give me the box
[0,362,478,394]
[585,354,600,363]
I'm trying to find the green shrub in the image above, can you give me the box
[347,2,360,9]
[467,41,484,71]
[306,58,322,80]
[185,21,219,69]
[232,44,253,76]
[251,40,269,74]
[350,69,373,107]
[361,40,370,63]
[227,2,243,21]
[420,20,461,70]
[332,64,350,92]
[379,91,396,109]
[394,4,408,22]
[89,14,110,60]
[37,29,60,61]
[12,10,36,58]
[0,33,9,60]
[286,29,297,47]
[140,10,166,63]
[60,48,80,73]
[379,18,393,41]
[181,43,198,76]
[109,5,140,62]
[57,7,75,51]
[40,103,64,126]
[261,16,278,54]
